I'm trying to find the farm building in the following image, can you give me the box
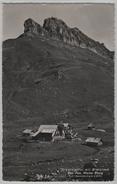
[85,137,103,146]
[58,122,72,131]
[22,123,76,142]
[31,125,65,141]
[88,123,95,130]
[22,129,34,136]
[57,123,74,140]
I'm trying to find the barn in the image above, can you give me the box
[31,125,60,141]
[88,123,95,130]
[85,137,103,146]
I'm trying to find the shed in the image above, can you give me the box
[31,125,59,141]
[22,129,33,136]
[88,123,95,130]
[85,137,103,146]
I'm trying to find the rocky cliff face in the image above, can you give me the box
[24,18,48,37]
[22,17,113,59]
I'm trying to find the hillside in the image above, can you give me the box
[3,17,114,181]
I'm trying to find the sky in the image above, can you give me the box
[3,3,114,51]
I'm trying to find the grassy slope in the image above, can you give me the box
[3,36,114,180]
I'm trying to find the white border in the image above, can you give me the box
[0,1,116,184]
[0,0,115,3]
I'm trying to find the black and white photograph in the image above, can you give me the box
[2,2,115,181]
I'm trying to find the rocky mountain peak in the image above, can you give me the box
[43,17,78,44]
[24,18,48,37]
[22,17,113,59]
[43,17,68,34]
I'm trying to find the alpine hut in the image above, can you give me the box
[85,137,103,146]
[88,123,95,130]
[31,125,60,142]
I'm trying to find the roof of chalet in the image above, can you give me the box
[85,137,102,143]
[32,125,58,137]
[88,123,95,127]
[63,123,69,127]
[23,129,32,134]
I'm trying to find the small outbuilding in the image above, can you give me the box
[88,123,95,130]
[85,137,103,146]
[57,122,74,140]
[22,129,34,136]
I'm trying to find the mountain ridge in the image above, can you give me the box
[19,17,114,59]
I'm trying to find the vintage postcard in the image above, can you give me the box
[1,1,116,182]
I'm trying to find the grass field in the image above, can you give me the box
[3,114,114,181]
